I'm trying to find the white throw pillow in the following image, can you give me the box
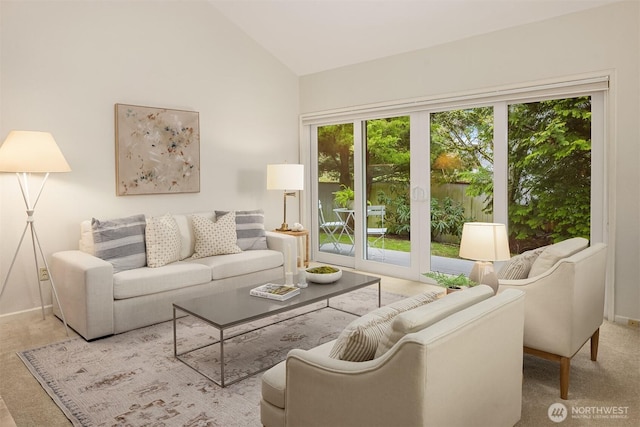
[215,209,268,250]
[145,213,181,268]
[192,212,242,258]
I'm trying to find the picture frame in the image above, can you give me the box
[115,103,200,196]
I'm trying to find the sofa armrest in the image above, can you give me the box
[265,231,298,274]
[50,250,115,340]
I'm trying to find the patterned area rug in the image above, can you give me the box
[19,287,403,427]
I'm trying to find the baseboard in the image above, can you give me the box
[0,304,53,323]
[613,315,640,328]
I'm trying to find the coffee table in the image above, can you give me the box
[173,270,381,387]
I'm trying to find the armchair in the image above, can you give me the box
[261,288,525,427]
[498,242,607,399]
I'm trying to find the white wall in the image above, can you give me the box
[300,1,640,321]
[0,1,299,315]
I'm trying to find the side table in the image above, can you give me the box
[272,229,309,268]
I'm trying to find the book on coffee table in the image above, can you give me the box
[250,283,300,301]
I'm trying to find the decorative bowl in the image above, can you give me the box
[305,266,342,284]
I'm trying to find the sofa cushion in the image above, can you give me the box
[216,209,268,251]
[187,249,283,280]
[145,214,181,268]
[528,237,588,278]
[192,212,242,258]
[375,285,494,358]
[329,291,439,362]
[497,246,547,280]
[79,220,95,255]
[112,261,212,299]
[173,212,213,260]
[92,214,147,273]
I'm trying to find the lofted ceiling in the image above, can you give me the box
[210,0,621,76]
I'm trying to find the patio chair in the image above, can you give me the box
[367,205,387,259]
[318,201,345,253]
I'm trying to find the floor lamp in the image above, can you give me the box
[0,130,71,335]
[266,163,304,231]
[459,222,511,294]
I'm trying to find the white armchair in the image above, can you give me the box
[261,288,525,427]
[498,242,607,399]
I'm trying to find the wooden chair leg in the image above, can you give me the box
[560,357,570,400]
[590,328,600,361]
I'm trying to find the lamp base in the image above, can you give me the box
[276,223,291,232]
[469,261,499,295]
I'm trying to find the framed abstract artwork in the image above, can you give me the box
[115,103,200,196]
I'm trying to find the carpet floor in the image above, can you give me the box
[17,288,402,426]
[16,287,640,427]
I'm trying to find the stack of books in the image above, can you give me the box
[250,283,300,301]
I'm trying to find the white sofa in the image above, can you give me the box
[261,285,526,427]
[51,212,297,341]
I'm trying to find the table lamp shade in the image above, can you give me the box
[266,164,304,191]
[459,222,510,262]
[0,131,71,173]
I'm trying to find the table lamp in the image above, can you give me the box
[0,130,70,334]
[267,163,304,231]
[459,222,511,294]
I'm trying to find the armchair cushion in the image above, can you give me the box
[375,285,494,357]
[528,237,588,277]
[328,291,439,361]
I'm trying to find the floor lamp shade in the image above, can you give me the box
[267,164,304,232]
[0,131,71,173]
[459,222,510,294]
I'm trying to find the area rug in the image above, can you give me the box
[18,287,403,427]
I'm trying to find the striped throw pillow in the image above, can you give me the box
[329,292,439,362]
[215,209,267,250]
[92,214,146,273]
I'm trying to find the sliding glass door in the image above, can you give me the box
[307,81,605,285]
[429,106,494,275]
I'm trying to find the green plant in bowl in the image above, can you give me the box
[305,265,342,283]
[306,266,340,274]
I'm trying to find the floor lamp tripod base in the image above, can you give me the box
[0,173,69,336]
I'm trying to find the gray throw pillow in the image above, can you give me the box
[497,246,548,280]
[92,214,146,273]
